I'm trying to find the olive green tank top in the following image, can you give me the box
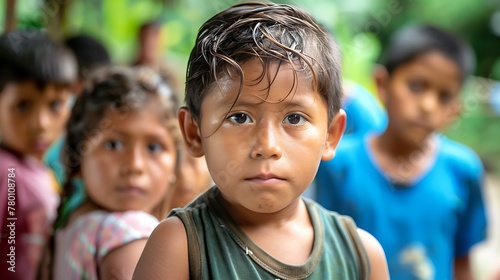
[169,187,370,280]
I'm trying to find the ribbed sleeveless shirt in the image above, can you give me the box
[169,187,369,280]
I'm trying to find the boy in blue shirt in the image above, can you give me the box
[316,24,486,280]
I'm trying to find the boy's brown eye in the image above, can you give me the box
[104,140,123,151]
[284,114,306,125]
[228,113,252,124]
[147,142,164,153]
[439,91,455,104]
[50,100,62,112]
[408,81,425,93]
[287,114,301,124]
[16,100,31,112]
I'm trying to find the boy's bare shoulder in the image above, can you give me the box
[133,216,189,280]
[151,216,188,246]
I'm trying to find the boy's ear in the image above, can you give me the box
[322,109,346,161]
[374,65,389,105]
[178,107,204,157]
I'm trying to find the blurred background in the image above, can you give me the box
[1,0,500,278]
[3,0,498,174]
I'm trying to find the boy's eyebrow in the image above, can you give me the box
[228,99,265,107]
[229,94,317,109]
[103,128,168,139]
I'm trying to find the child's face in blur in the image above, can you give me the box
[379,51,462,144]
[180,59,345,213]
[170,151,212,209]
[80,99,177,214]
[0,81,71,159]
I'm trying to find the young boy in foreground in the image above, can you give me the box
[134,2,389,279]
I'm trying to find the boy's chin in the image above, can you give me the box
[405,132,435,147]
[25,147,49,161]
[27,152,46,162]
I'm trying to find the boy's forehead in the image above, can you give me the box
[402,51,462,83]
[1,80,71,100]
[212,60,316,104]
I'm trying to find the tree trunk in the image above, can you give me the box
[5,0,17,32]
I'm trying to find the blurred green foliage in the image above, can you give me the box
[3,0,499,81]
[444,78,500,174]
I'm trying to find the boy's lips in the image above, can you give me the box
[33,140,50,152]
[245,173,286,185]
[409,119,433,130]
[117,185,147,196]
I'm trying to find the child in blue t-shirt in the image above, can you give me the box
[316,24,487,280]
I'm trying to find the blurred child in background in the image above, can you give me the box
[132,21,213,210]
[39,67,182,279]
[64,34,112,96]
[166,146,212,210]
[316,24,487,280]
[44,33,112,190]
[133,20,162,69]
[0,30,77,280]
[133,20,181,95]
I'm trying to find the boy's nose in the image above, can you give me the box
[121,145,146,176]
[420,92,439,114]
[250,122,283,159]
[30,108,50,133]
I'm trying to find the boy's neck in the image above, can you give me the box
[0,143,23,159]
[218,190,306,228]
[371,130,437,185]
[216,190,315,265]
[375,129,433,159]
[0,143,43,163]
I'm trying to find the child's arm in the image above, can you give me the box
[133,217,189,279]
[100,239,148,279]
[453,151,487,280]
[357,228,390,280]
[92,211,159,279]
[454,255,473,280]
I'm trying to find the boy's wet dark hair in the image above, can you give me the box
[64,34,111,79]
[379,24,476,82]
[185,2,343,123]
[0,30,77,93]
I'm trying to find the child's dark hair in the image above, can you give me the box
[379,24,476,81]
[139,19,162,34]
[0,30,77,93]
[185,2,343,123]
[64,34,111,80]
[37,66,182,279]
